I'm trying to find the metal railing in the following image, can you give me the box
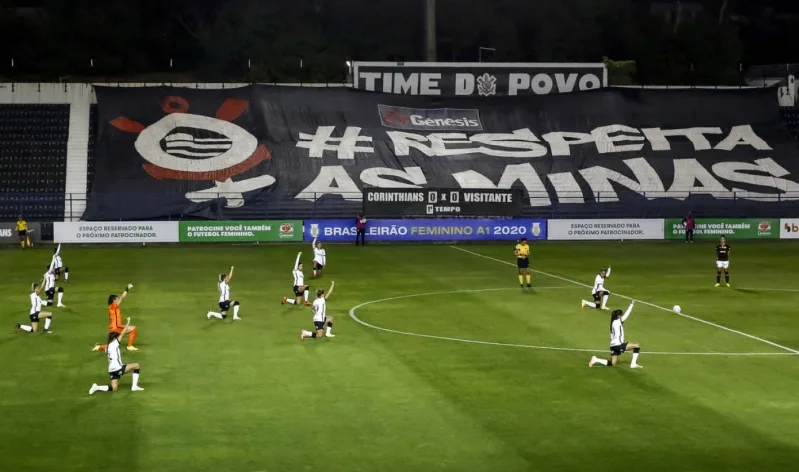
[3,191,799,221]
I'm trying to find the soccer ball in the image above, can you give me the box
[673,305,681,313]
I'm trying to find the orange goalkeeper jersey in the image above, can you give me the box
[108,303,123,332]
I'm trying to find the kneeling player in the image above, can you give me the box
[282,252,311,306]
[207,266,241,320]
[312,237,326,278]
[50,244,69,282]
[302,281,335,339]
[589,301,642,369]
[89,318,144,394]
[581,267,611,310]
[43,266,66,308]
[93,284,139,352]
[15,279,54,334]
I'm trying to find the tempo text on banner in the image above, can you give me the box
[363,188,522,217]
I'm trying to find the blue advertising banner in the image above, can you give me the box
[304,219,546,242]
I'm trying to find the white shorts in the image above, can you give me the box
[716,261,730,269]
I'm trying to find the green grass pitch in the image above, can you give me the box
[2,241,799,472]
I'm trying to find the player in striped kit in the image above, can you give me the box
[207,266,241,321]
[89,317,145,394]
[301,281,335,339]
[43,266,66,308]
[15,279,54,334]
[589,301,642,369]
[49,244,69,282]
[581,267,611,310]
[312,237,327,278]
[282,252,311,306]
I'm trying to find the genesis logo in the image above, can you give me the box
[378,105,483,131]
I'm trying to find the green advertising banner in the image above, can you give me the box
[179,221,303,242]
[664,218,779,240]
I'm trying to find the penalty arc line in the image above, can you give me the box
[449,246,799,355]
[348,288,797,356]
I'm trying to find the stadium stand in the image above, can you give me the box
[781,107,799,140]
[0,104,68,220]
[87,104,97,193]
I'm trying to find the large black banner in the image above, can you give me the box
[352,62,607,96]
[364,189,523,217]
[86,85,799,221]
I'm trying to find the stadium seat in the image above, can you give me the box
[0,104,69,220]
[781,108,799,140]
[87,104,97,193]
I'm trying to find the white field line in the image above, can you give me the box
[738,287,799,293]
[348,288,796,356]
[449,246,799,355]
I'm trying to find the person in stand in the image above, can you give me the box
[682,212,696,243]
[355,213,367,246]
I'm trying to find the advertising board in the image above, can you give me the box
[304,219,546,242]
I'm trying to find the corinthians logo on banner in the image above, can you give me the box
[109,96,274,208]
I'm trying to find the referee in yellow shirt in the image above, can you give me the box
[16,216,31,249]
[514,237,532,289]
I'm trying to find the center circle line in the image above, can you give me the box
[348,287,797,357]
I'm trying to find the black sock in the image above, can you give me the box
[725,273,730,283]
[326,321,333,328]
[222,314,227,319]
[106,384,114,393]
[606,361,614,367]
[716,274,721,283]
[133,369,140,374]
[311,332,317,338]
[633,348,640,353]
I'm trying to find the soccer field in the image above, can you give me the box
[2,241,799,472]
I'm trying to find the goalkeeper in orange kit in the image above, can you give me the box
[93,283,140,352]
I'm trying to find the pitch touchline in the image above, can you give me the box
[449,246,799,355]
[348,288,796,356]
